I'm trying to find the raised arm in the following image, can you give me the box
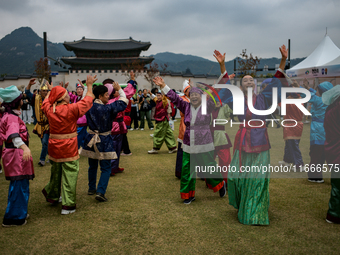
[25,78,36,99]
[213,50,226,74]
[153,77,189,113]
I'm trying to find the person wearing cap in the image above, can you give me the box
[214,45,289,225]
[104,71,137,176]
[0,85,34,227]
[147,91,177,154]
[302,79,333,183]
[322,85,340,224]
[41,75,96,215]
[153,77,226,205]
[174,80,190,179]
[80,82,128,202]
[25,78,50,166]
[64,80,89,150]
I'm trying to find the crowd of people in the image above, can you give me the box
[0,43,340,227]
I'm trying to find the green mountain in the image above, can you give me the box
[0,27,73,75]
[0,27,305,76]
[151,52,305,76]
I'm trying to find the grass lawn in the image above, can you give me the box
[0,120,338,254]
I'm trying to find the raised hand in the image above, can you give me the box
[302,78,309,89]
[64,82,69,89]
[46,81,53,91]
[229,73,236,80]
[153,77,166,88]
[86,75,98,87]
[279,45,288,59]
[58,81,64,87]
[77,79,84,86]
[213,50,226,64]
[113,81,121,91]
[28,78,36,86]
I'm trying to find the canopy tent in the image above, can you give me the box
[321,55,340,77]
[286,35,340,78]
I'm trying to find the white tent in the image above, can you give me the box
[321,55,340,77]
[286,35,340,78]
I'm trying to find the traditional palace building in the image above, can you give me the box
[61,37,154,70]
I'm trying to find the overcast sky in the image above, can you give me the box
[0,0,339,61]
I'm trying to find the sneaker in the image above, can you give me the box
[299,166,306,172]
[150,134,154,137]
[173,119,177,122]
[278,161,290,167]
[135,128,139,130]
[95,193,108,202]
[38,161,45,166]
[140,128,144,131]
[121,152,132,156]
[0,169,2,174]
[148,149,158,154]
[46,160,50,164]
[88,190,96,195]
[2,220,27,227]
[150,128,154,130]
[308,178,324,183]
[291,165,297,172]
[183,197,195,205]
[326,219,334,224]
[168,148,178,154]
[26,214,30,220]
[58,196,62,203]
[61,209,76,215]
[219,181,227,198]
[130,128,134,131]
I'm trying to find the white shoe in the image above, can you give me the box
[59,196,62,203]
[278,161,290,167]
[150,134,154,137]
[61,209,76,215]
[148,149,158,154]
[135,128,139,130]
[299,165,306,172]
[0,169,2,174]
[173,119,177,122]
[130,128,134,131]
[168,148,178,154]
[150,128,154,130]
[140,128,144,131]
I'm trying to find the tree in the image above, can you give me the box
[144,62,168,88]
[120,59,145,82]
[237,49,261,77]
[34,58,51,83]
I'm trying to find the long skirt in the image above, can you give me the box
[42,160,79,211]
[228,149,270,225]
[181,151,224,199]
[3,179,29,225]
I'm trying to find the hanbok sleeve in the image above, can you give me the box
[73,95,94,119]
[3,116,20,141]
[123,80,137,99]
[162,85,189,113]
